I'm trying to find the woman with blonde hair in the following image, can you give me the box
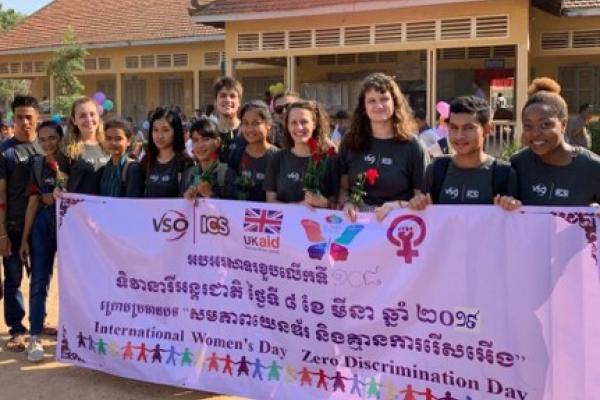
[63,97,109,194]
[338,73,428,221]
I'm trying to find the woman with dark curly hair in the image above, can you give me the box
[264,100,337,207]
[338,73,429,221]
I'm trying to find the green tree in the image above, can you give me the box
[46,26,88,116]
[0,4,28,114]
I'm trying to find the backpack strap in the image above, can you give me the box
[120,159,132,184]
[491,159,512,197]
[216,163,227,197]
[430,156,452,204]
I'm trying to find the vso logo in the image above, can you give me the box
[153,210,189,241]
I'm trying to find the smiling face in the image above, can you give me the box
[38,126,61,156]
[191,131,220,163]
[151,118,175,151]
[215,88,240,119]
[72,101,100,141]
[105,127,130,158]
[241,109,270,145]
[364,89,394,124]
[522,104,565,157]
[448,112,488,156]
[287,107,315,146]
[13,106,39,142]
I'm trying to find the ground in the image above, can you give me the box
[0,271,247,400]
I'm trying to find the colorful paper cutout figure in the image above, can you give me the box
[284,364,296,382]
[332,371,346,392]
[401,384,417,400]
[316,369,328,390]
[77,332,86,348]
[208,352,219,371]
[88,335,96,352]
[416,388,438,400]
[441,392,458,400]
[109,341,119,356]
[367,377,380,399]
[165,345,179,366]
[384,380,397,400]
[151,344,162,363]
[222,354,234,375]
[252,358,264,380]
[267,360,281,381]
[96,338,107,355]
[299,367,312,386]
[237,356,250,376]
[122,341,133,360]
[136,342,148,362]
[350,374,363,396]
[195,351,205,369]
[180,348,193,366]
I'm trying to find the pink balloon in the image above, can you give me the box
[97,104,104,115]
[436,101,450,119]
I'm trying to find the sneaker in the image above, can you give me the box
[6,333,26,352]
[27,337,44,363]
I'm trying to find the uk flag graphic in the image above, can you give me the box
[243,208,283,235]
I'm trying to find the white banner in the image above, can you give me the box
[57,195,600,400]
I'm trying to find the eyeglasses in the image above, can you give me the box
[274,104,290,114]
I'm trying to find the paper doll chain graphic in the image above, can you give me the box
[69,331,475,400]
[58,197,85,228]
[551,211,598,264]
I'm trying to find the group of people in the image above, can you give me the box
[0,72,599,362]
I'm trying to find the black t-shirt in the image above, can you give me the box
[144,155,193,198]
[237,147,279,202]
[422,156,518,204]
[264,149,337,203]
[338,136,429,206]
[0,138,43,231]
[29,153,70,195]
[510,147,600,206]
[219,128,247,170]
[98,159,146,198]
[67,144,109,194]
[181,162,238,199]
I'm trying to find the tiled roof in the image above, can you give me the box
[0,0,222,52]
[563,0,600,8]
[190,0,372,16]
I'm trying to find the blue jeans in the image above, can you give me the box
[29,207,56,336]
[3,229,26,335]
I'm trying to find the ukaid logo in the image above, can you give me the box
[301,214,364,262]
[243,208,283,253]
[152,210,189,241]
[387,215,426,263]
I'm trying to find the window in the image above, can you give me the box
[558,66,599,113]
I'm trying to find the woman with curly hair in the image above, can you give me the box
[338,73,428,221]
[264,100,337,207]
[511,77,600,205]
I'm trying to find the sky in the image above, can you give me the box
[2,0,53,15]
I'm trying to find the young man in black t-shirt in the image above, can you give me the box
[213,76,246,169]
[0,96,43,352]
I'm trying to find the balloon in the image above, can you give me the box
[275,82,285,92]
[436,101,450,120]
[103,99,114,111]
[94,92,106,104]
[97,105,104,115]
[51,114,62,124]
[268,84,276,94]
[5,111,13,121]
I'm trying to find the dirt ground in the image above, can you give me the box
[0,270,247,400]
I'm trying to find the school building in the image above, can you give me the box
[0,0,599,144]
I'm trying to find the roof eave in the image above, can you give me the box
[191,0,484,24]
[0,34,225,56]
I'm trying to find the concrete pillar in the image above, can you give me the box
[515,42,529,141]
[115,72,122,115]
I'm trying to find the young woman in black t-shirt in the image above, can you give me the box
[338,73,428,221]
[141,108,193,198]
[264,100,337,208]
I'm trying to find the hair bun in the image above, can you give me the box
[527,77,561,96]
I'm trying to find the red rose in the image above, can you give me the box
[327,146,337,157]
[29,183,40,195]
[307,138,318,154]
[311,152,322,163]
[365,168,379,185]
[240,153,250,169]
[47,160,59,172]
